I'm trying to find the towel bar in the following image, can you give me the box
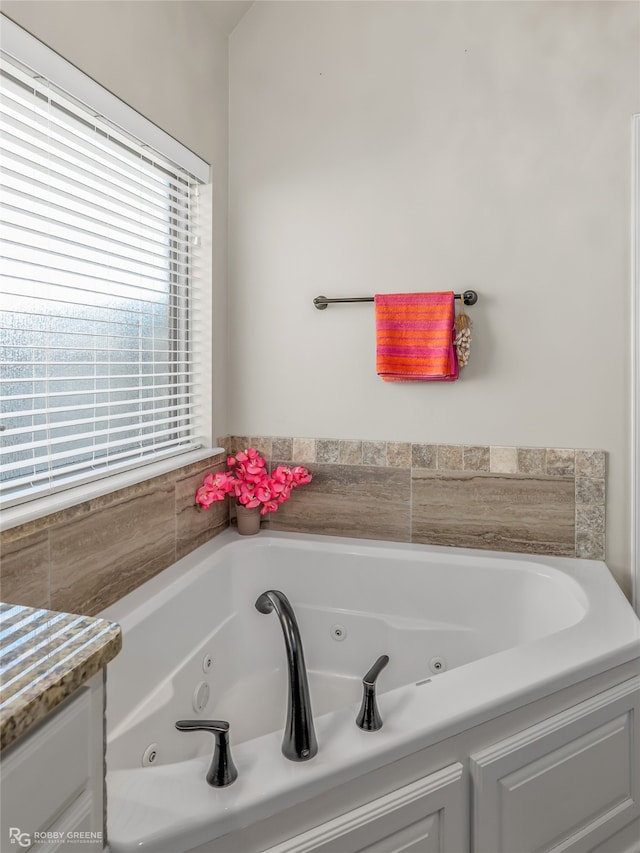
[313,290,478,310]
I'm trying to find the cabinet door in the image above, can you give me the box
[470,677,640,853]
[263,762,466,853]
[1,675,105,853]
[31,793,96,853]
[1,687,92,835]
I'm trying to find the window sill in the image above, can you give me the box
[0,447,225,533]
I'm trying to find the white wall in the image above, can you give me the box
[229,0,639,592]
[1,0,234,444]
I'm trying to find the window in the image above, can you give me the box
[0,19,211,511]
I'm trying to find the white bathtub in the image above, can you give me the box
[102,530,640,853]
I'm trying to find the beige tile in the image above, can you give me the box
[249,436,273,459]
[517,448,546,475]
[411,471,575,556]
[50,481,176,616]
[575,450,605,478]
[463,446,490,471]
[272,437,294,461]
[362,441,387,466]
[176,460,229,558]
[411,444,436,469]
[1,516,54,544]
[546,448,575,476]
[339,440,362,465]
[316,439,340,464]
[490,446,518,474]
[575,478,605,505]
[437,445,463,471]
[386,442,412,468]
[177,519,227,561]
[293,437,316,464]
[0,530,50,609]
[229,436,249,456]
[269,463,411,542]
[576,532,605,560]
[575,504,605,535]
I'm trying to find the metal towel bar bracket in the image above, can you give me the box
[313,290,478,310]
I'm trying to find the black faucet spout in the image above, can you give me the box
[255,590,318,761]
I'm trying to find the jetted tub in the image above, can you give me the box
[102,530,640,853]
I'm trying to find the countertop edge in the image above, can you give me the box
[1,617,122,752]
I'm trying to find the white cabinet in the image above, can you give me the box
[1,674,105,853]
[263,762,465,853]
[470,678,640,853]
[177,674,640,853]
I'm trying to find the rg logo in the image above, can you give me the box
[9,827,31,847]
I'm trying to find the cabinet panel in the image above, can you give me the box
[500,714,632,851]
[470,677,640,853]
[33,792,96,853]
[1,688,91,835]
[362,812,441,853]
[1,674,105,853]
[264,762,465,853]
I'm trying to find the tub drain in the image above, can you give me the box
[429,656,447,673]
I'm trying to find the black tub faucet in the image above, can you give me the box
[255,590,318,761]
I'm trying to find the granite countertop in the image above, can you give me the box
[0,602,121,751]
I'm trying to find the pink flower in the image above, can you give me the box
[291,466,313,486]
[255,483,272,503]
[195,448,312,516]
[195,471,235,508]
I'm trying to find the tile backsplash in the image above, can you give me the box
[0,438,606,616]
[227,436,606,560]
[0,451,228,616]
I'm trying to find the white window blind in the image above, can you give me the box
[0,43,208,508]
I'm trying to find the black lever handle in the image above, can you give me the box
[356,655,389,732]
[176,719,238,787]
[363,654,390,686]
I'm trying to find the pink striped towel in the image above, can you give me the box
[374,291,459,382]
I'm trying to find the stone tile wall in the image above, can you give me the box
[0,438,606,617]
[227,436,606,560]
[0,451,228,616]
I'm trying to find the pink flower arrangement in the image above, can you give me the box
[195,448,312,516]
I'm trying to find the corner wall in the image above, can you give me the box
[229,1,640,592]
